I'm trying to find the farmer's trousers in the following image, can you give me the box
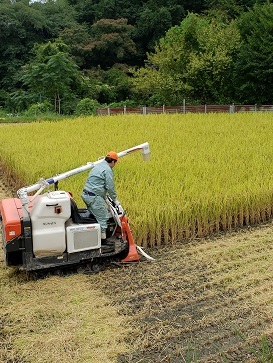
[81,193,109,232]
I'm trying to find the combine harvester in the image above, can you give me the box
[0,142,154,275]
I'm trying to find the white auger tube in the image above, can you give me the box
[17,142,151,209]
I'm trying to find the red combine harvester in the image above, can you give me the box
[0,142,153,274]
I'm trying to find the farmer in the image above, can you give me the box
[81,151,120,242]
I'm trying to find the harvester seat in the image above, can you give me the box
[70,198,97,224]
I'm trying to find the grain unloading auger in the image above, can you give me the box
[0,142,154,273]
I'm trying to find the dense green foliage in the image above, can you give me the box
[0,0,272,114]
[233,3,273,104]
[132,14,241,105]
[75,97,100,115]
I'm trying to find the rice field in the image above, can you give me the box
[1,112,273,247]
[1,114,273,362]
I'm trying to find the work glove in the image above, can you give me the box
[117,205,124,214]
[114,200,124,214]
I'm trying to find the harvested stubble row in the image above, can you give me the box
[0,112,273,247]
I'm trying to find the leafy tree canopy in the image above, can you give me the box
[204,0,263,18]
[0,0,272,111]
[85,18,136,68]
[132,13,241,105]
[21,40,80,113]
[234,2,273,104]
[0,0,77,91]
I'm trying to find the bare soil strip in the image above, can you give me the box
[1,170,273,362]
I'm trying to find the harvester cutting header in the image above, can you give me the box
[0,142,152,273]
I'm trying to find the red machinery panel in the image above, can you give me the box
[0,198,22,243]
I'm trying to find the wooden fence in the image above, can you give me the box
[97,104,273,116]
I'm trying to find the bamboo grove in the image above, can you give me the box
[1,113,273,247]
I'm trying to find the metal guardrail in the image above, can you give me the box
[97,104,273,116]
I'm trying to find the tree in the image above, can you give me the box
[135,6,173,53]
[204,0,268,16]
[31,0,77,37]
[134,0,185,58]
[132,13,241,105]
[59,24,92,67]
[68,0,186,65]
[21,40,80,113]
[0,0,77,94]
[0,0,46,91]
[185,16,241,103]
[233,2,273,104]
[85,18,136,68]
[131,15,204,105]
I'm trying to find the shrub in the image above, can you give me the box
[24,101,53,116]
[75,98,101,116]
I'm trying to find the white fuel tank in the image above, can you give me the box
[30,191,71,257]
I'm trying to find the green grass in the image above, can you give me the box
[0,109,69,123]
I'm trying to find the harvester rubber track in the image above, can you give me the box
[24,240,129,280]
